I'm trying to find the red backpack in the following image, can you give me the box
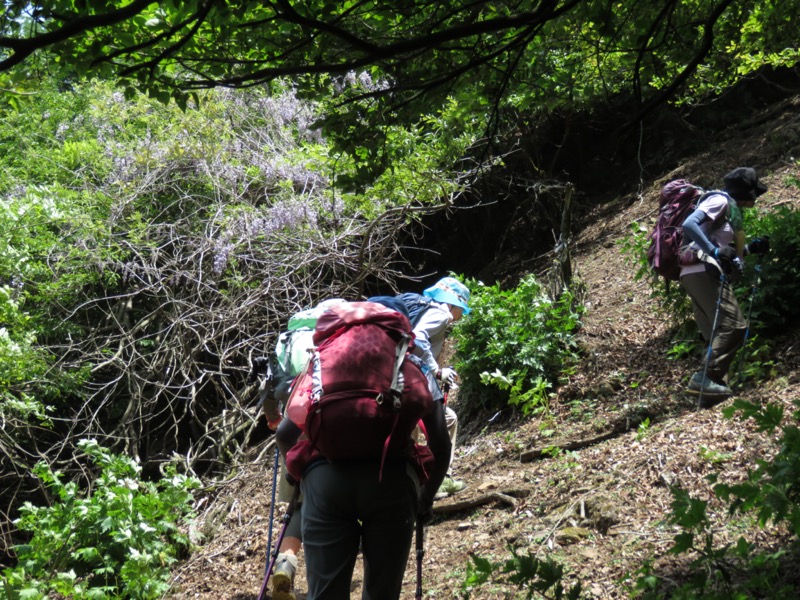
[284,301,435,482]
[646,179,705,282]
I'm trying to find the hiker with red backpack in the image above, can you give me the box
[679,167,769,405]
[401,277,471,499]
[275,300,451,599]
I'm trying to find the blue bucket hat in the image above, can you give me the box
[423,277,471,315]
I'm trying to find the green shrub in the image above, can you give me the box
[716,399,800,534]
[453,275,584,418]
[462,547,584,599]
[2,440,200,599]
[740,205,800,333]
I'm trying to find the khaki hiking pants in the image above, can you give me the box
[680,270,746,382]
[444,405,457,476]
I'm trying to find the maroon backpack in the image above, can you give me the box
[284,301,435,482]
[646,179,705,282]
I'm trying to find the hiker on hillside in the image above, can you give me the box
[275,300,452,600]
[680,167,769,404]
[407,276,471,498]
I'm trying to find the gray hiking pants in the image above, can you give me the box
[300,459,419,600]
[680,270,746,381]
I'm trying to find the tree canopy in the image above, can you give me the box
[2,0,800,122]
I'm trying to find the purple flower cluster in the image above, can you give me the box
[333,70,392,95]
[212,239,235,275]
[257,201,316,233]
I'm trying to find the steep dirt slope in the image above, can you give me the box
[165,99,800,599]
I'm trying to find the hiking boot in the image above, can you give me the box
[434,476,466,500]
[686,372,731,397]
[271,552,297,600]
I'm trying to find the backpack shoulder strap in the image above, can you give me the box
[388,332,412,408]
[398,292,435,327]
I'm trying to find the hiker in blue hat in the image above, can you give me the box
[680,167,769,405]
[413,276,471,498]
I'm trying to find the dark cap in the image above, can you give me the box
[722,167,767,203]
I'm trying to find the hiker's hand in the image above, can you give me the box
[438,367,458,387]
[259,379,282,429]
[714,245,737,263]
[713,246,742,280]
[746,236,770,255]
[265,414,282,431]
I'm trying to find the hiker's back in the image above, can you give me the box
[397,292,435,328]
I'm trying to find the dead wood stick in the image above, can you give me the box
[433,490,521,514]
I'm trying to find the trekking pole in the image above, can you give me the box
[250,354,289,599]
[251,355,282,577]
[415,519,425,600]
[734,258,763,388]
[695,251,728,410]
[264,446,280,573]
[257,484,301,600]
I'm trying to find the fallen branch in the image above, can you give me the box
[519,415,646,463]
[433,488,526,514]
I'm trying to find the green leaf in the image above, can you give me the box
[670,532,695,554]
